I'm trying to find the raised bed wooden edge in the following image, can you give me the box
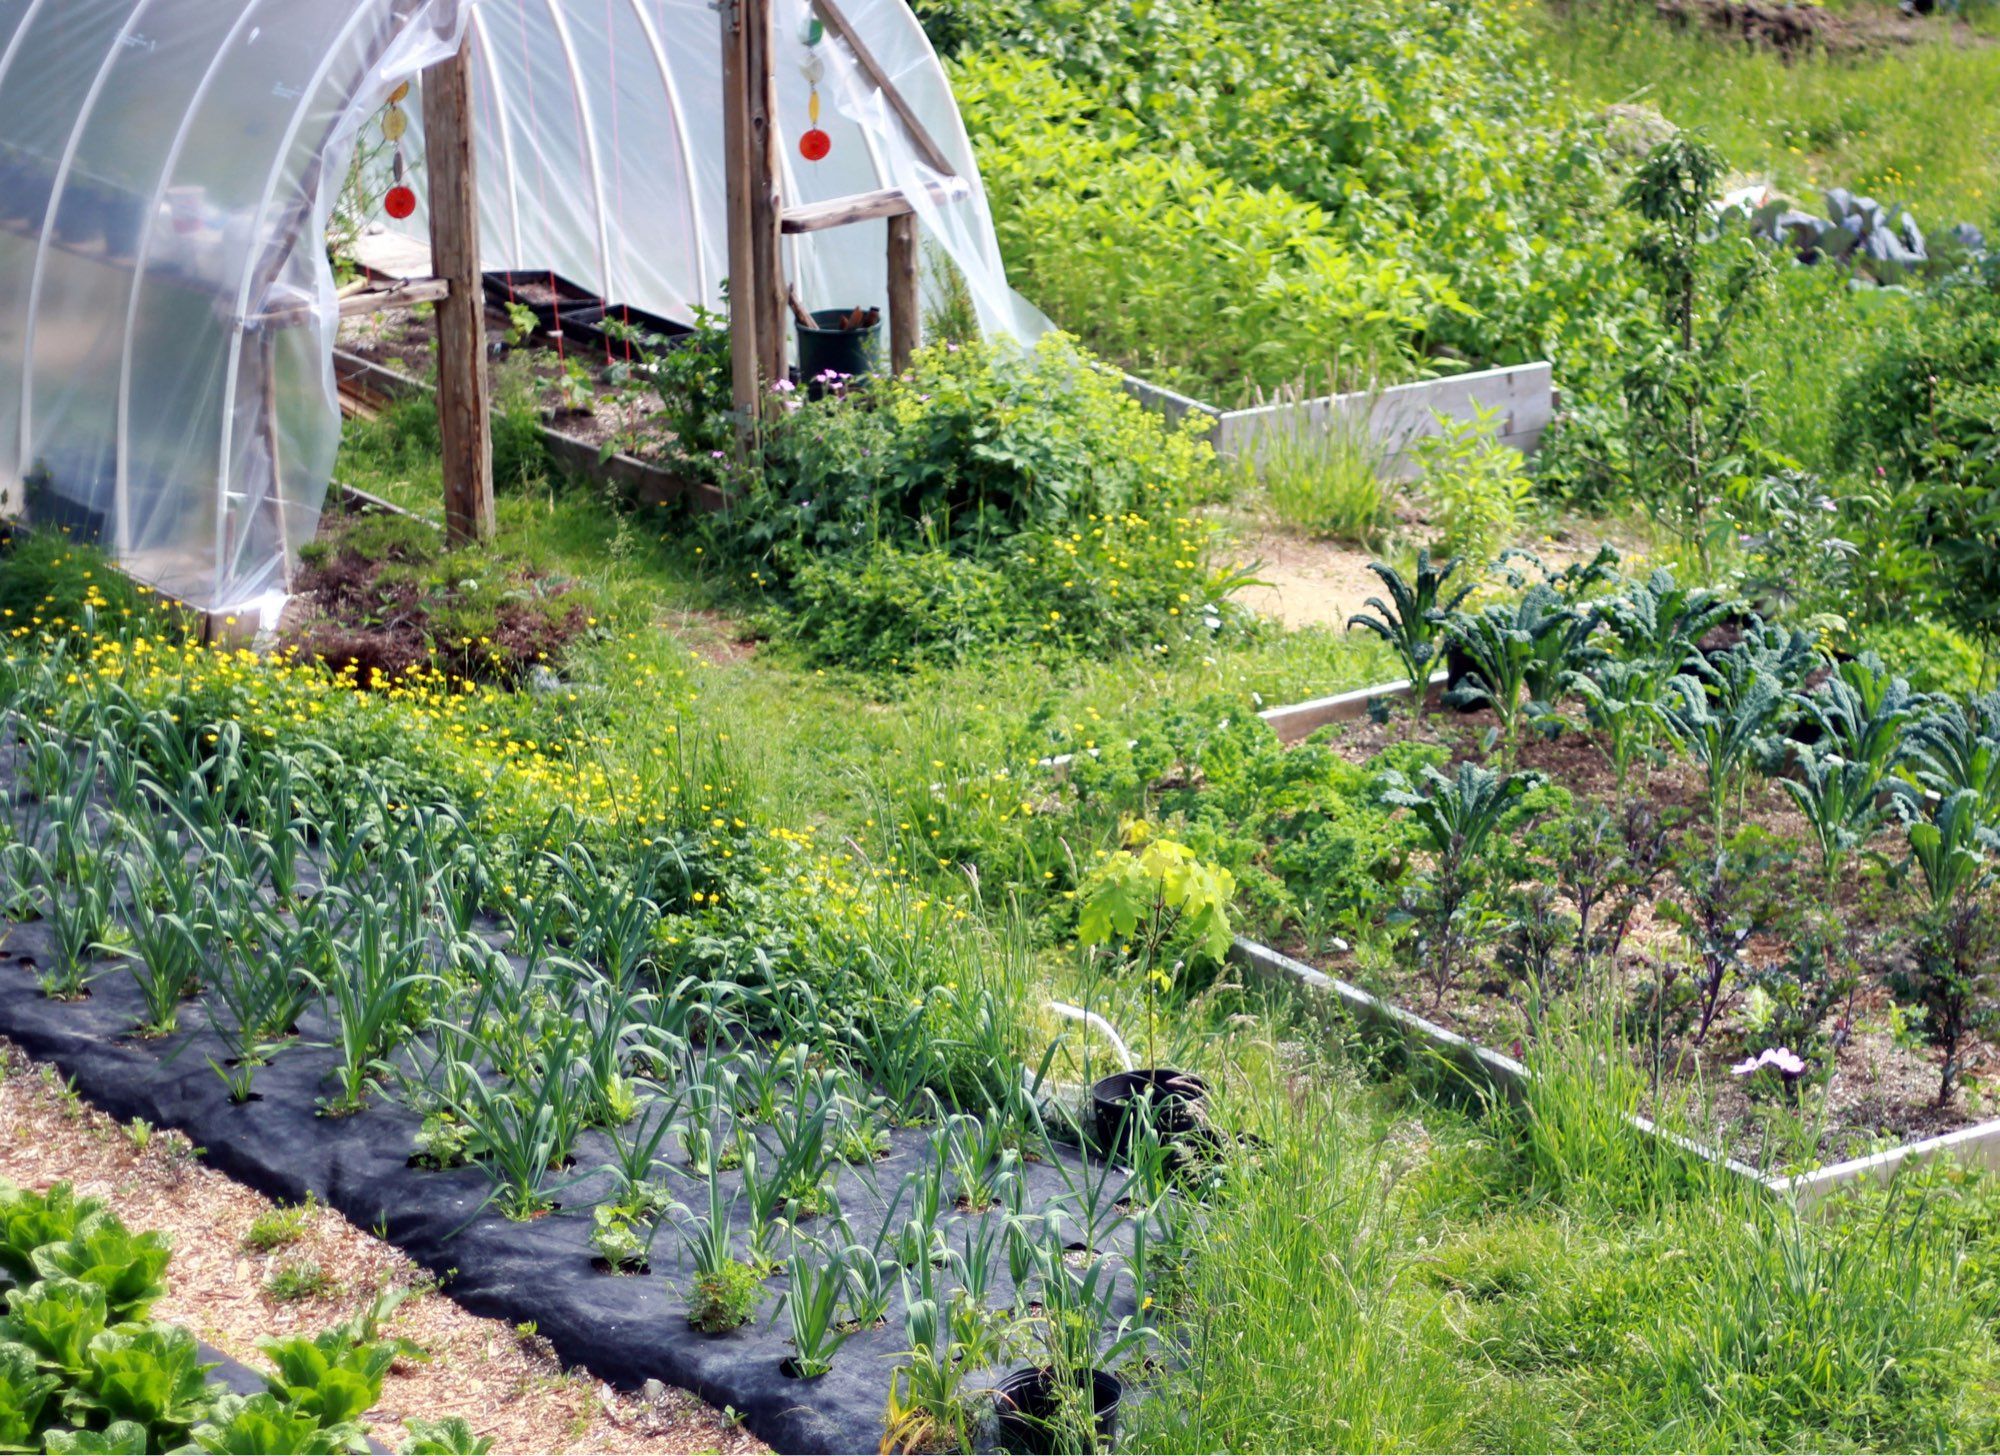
[1121,360,1555,476]
[331,348,725,515]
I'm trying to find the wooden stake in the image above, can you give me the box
[786,284,816,331]
[721,0,787,425]
[422,39,494,545]
[721,0,758,424]
[745,0,788,398]
[886,211,919,373]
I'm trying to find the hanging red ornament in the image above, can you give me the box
[799,32,829,162]
[380,89,415,221]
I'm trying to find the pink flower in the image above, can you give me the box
[1732,1046,1806,1078]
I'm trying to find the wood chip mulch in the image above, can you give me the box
[0,1039,767,1456]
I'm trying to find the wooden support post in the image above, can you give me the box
[886,212,919,374]
[423,38,495,545]
[722,0,787,425]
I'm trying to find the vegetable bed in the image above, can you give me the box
[0,1178,460,1455]
[0,667,1203,1455]
[1059,554,2000,1173]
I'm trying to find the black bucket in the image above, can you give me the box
[993,1367,1123,1455]
[1091,1068,1208,1157]
[796,308,880,388]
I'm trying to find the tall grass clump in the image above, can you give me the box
[1251,402,1394,547]
[1120,1062,1467,1454]
[1510,1009,1730,1210]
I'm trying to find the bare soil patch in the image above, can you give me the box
[339,306,670,464]
[1651,0,1995,55]
[280,503,593,687]
[1228,516,1639,633]
[1230,530,1387,632]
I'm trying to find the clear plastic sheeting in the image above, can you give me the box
[0,0,1032,616]
[388,0,1037,351]
[0,0,471,613]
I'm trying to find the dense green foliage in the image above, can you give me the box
[706,337,1245,671]
[1834,284,2000,663]
[936,0,1638,404]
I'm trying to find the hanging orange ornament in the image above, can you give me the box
[384,185,416,219]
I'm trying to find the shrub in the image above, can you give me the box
[1619,136,1771,571]
[1832,286,2000,662]
[1833,284,2000,486]
[953,52,1442,403]
[709,336,1243,669]
[1415,407,1536,578]
[785,546,1010,674]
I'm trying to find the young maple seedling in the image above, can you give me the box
[1076,823,1236,1068]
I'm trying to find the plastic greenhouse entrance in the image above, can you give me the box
[0,0,1026,632]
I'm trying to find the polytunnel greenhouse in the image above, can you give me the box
[0,0,1023,615]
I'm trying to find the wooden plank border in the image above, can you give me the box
[1121,360,1556,472]
[331,348,723,514]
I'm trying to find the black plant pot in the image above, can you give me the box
[1443,642,1482,712]
[1091,1067,1207,1157]
[54,184,105,250]
[101,194,144,260]
[993,1366,1122,1455]
[796,307,880,391]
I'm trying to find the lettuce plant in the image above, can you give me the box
[258,1330,393,1430]
[68,1324,214,1439]
[0,1184,109,1291]
[2,1277,109,1376]
[0,1343,60,1449]
[30,1223,170,1324]
[188,1394,342,1456]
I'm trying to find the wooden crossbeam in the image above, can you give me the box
[782,186,913,234]
[781,179,971,233]
[336,276,451,318]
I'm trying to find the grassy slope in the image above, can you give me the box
[1539,4,2000,226]
[335,398,1390,837]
